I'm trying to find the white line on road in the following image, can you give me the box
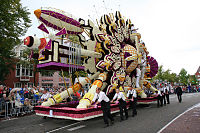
[46,122,81,133]
[67,125,86,131]
[2,118,18,122]
[157,102,200,133]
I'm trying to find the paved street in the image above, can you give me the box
[1,93,200,133]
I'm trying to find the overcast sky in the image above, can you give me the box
[21,0,200,75]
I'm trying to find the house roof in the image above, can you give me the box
[197,66,200,73]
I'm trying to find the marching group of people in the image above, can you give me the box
[155,83,170,107]
[91,82,188,127]
[155,83,184,107]
[91,87,137,127]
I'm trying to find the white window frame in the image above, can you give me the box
[14,82,22,88]
[15,64,34,77]
[16,63,21,77]
[28,82,33,87]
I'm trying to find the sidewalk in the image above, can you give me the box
[159,103,200,133]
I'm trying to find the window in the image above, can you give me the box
[42,83,53,87]
[41,71,54,77]
[15,83,22,88]
[28,82,33,87]
[26,69,29,76]
[22,65,25,76]
[30,65,33,77]
[20,50,23,57]
[16,64,34,77]
[16,64,21,77]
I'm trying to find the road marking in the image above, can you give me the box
[157,102,200,133]
[2,118,18,122]
[46,122,81,133]
[67,125,86,131]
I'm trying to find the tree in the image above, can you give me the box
[59,70,87,85]
[0,0,31,84]
[170,73,179,83]
[69,35,80,44]
[163,69,171,82]
[188,75,198,85]
[179,68,189,86]
[153,65,164,81]
[20,48,40,86]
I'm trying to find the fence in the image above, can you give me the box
[0,99,40,119]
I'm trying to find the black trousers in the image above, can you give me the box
[119,100,128,120]
[157,95,162,107]
[165,94,170,104]
[101,102,114,125]
[130,98,137,115]
[161,92,166,105]
[177,94,182,103]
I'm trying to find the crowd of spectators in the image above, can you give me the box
[0,84,83,118]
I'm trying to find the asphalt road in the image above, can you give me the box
[1,93,200,133]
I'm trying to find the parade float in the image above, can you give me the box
[24,7,158,120]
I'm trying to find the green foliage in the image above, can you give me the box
[153,65,164,81]
[163,69,171,82]
[0,0,31,83]
[78,71,87,77]
[69,35,79,44]
[59,71,70,78]
[19,48,39,86]
[153,66,191,85]
[59,70,87,85]
[179,68,189,86]
[170,73,179,83]
[188,75,198,85]
[40,70,55,77]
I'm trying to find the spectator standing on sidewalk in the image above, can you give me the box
[23,85,29,98]
[176,86,182,103]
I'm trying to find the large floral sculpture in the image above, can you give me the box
[24,7,158,119]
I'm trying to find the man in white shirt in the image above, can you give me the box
[154,90,162,107]
[111,88,128,121]
[127,88,137,117]
[160,84,166,106]
[38,89,52,103]
[136,65,141,88]
[92,88,114,127]
[164,84,170,104]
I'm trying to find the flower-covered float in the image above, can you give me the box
[24,7,158,120]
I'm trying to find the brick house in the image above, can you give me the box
[195,66,200,85]
[4,45,39,88]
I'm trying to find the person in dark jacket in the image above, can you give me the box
[176,86,182,103]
